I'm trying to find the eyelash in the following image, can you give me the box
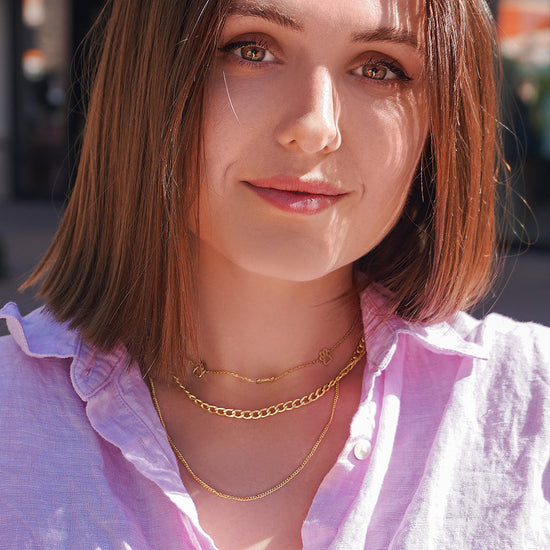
[359,58,412,83]
[220,39,412,83]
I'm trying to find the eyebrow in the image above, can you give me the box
[228,2,303,31]
[352,26,419,49]
[228,1,419,49]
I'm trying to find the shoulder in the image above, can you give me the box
[444,312,550,460]
[0,305,155,547]
[0,304,114,502]
[449,311,550,381]
[0,303,86,432]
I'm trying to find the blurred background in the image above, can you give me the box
[0,0,549,331]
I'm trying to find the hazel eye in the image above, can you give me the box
[221,40,277,64]
[362,63,391,80]
[353,58,411,83]
[240,44,267,62]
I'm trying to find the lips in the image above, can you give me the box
[245,176,346,215]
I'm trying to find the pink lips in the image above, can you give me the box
[245,176,346,215]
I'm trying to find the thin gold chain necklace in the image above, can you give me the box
[173,337,365,420]
[189,314,360,383]
[149,376,339,502]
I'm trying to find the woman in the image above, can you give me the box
[1,0,549,548]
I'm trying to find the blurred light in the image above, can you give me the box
[498,1,550,68]
[46,85,65,107]
[517,80,538,104]
[498,0,550,38]
[22,49,47,81]
[501,29,550,68]
[22,0,46,28]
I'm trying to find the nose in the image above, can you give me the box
[276,67,342,154]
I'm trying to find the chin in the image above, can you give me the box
[199,225,366,284]
[233,246,350,283]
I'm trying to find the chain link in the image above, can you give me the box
[149,377,340,501]
[173,337,365,420]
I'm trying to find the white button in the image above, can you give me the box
[353,440,372,461]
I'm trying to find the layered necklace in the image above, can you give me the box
[149,318,366,502]
[188,313,360,383]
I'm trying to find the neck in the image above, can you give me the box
[193,245,361,384]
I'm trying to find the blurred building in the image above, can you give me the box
[0,0,549,244]
[0,0,103,200]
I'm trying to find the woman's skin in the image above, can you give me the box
[155,0,427,548]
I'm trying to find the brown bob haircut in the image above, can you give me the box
[25,0,502,379]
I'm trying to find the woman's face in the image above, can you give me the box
[200,0,428,282]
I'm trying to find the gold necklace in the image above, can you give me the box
[190,314,360,383]
[149,376,339,502]
[173,337,365,420]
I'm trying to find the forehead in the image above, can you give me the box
[228,0,424,38]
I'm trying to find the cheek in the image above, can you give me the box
[203,74,279,144]
[202,85,236,177]
[342,91,428,252]
[202,76,277,198]
[350,90,427,181]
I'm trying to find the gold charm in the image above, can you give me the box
[191,360,207,378]
[318,348,333,365]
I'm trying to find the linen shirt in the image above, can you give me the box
[1,291,549,549]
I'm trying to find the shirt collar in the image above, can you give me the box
[359,287,489,375]
[1,302,77,359]
[0,302,124,400]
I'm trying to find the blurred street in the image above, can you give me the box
[1,200,549,338]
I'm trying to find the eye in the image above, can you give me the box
[221,39,277,64]
[362,63,391,80]
[353,58,411,83]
